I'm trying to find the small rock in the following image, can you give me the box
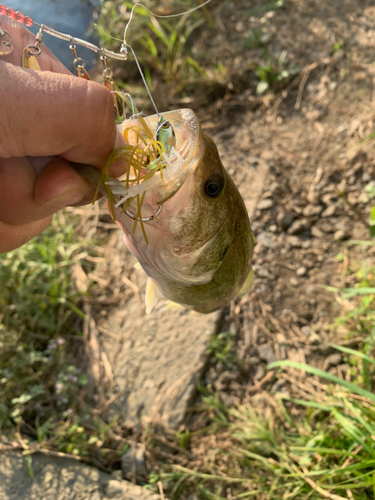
[362,172,371,183]
[311,226,324,238]
[301,239,312,249]
[122,445,148,478]
[269,181,280,194]
[106,480,124,498]
[228,322,237,335]
[290,277,299,286]
[253,365,265,381]
[287,218,312,235]
[230,381,244,397]
[243,319,255,347]
[301,326,313,338]
[296,266,307,277]
[256,232,276,250]
[287,235,302,248]
[346,147,366,163]
[302,204,323,217]
[277,210,296,230]
[258,199,274,210]
[276,343,287,359]
[255,266,268,278]
[258,344,277,364]
[322,205,336,217]
[323,353,343,369]
[269,224,278,232]
[235,21,245,32]
[347,118,361,136]
[334,228,351,240]
[319,221,335,233]
[307,189,320,205]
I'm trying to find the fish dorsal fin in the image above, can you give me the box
[237,267,254,298]
[145,277,164,314]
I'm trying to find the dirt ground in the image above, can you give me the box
[195,0,375,388]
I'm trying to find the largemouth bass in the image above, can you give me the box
[76,108,254,314]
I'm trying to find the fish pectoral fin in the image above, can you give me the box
[163,301,186,312]
[145,277,164,314]
[237,267,254,298]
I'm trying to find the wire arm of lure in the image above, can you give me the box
[30,20,128,61]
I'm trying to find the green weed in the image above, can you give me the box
[146,244,375,499]
[96,0,221,92]
[153,348,375,498]
[245,0,286,17]
[0,214,93,428]
[207,331,236,366]
[256,50,300,94]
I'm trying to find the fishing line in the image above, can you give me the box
[123,0,213,45]
[121,42,161,117]
[94,0,214,116]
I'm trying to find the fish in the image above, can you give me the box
[74,108,255,314]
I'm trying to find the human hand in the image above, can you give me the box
[0,15,126,253]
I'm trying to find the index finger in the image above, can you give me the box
[0,61,118,167]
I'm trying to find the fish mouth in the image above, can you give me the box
[73,109,206,227]
[116,108,205,207]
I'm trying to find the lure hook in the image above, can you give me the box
[124,204,163,222]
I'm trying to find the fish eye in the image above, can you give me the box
[204,175,225,198]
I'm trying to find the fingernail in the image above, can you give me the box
[41,190,84,207]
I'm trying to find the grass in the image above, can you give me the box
[95,0,298,105]
[147,352,375,499]
[96,0,222,95]
[0,213,90,428]
[0,210,132,466]
[142,247,375,499]
[1,210,375,498]
[207,331,237,366]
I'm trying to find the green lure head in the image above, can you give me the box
[156,116,176,155]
